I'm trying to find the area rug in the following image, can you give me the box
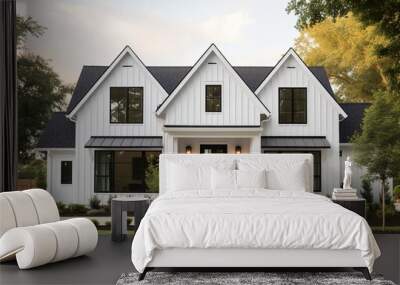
[116,271,395,285]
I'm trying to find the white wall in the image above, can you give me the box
[163,52,265,126]
[74,53,166,204]
[47,150,75,203]
[257,55,342,195]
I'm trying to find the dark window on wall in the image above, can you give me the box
[110,87,143,123]
[61,161,72,184]
[205,85,222,112]
[263,150,321,192]
[94,151,160,193]
[200,144,228,153]
[279,88,307,124]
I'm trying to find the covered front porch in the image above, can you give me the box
[162,126,263,154]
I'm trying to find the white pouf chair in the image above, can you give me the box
[0,189,98,269]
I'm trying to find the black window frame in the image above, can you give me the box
[278,87,307,124]
[263,150,321,192]
[94,150,160,193]
[200,144,228,153]
[110,87,144,124]
[205,85,222,112]
[61,161,72,184]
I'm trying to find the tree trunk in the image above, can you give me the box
[381,179,386,230]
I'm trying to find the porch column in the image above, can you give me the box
[250,134,261,153]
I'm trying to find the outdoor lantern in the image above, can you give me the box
[235,145,242,154]
[185,145,192,154]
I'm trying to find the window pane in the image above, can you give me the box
[110,87,127,123]
[61,161,72,184]
[206,85,221,112]
[293,88,307,123]
[279,88,292,123]
[94,151,113,193]
[95,151,160,193]
[127,87,143,123]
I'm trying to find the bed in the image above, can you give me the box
[131,154,380,280]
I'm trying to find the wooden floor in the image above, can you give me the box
[0,234,398,285]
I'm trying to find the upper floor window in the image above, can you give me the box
[205,85,221,112]
[61,161,72,184]
[279,88,307,124]
[110,87,143,123]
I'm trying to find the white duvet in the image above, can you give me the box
[131,189,380,273]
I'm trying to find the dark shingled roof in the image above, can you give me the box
[37,112,75,148]
[339,103,370,143]
[261,136,331,148]
[66,65,335,114]
[85,136,163,148]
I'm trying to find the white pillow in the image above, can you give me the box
[211,168,236,190]
[236,169,267,189]
[168,163,210,191]
[266,161,307,191]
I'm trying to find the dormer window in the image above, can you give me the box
[206,85,221,112]
[110,87,143,124]
[279,88,307,124]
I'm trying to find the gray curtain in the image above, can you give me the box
[0,0,17,192]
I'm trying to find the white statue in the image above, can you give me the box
[343,156,352,190]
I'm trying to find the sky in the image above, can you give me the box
[17,0,299,85]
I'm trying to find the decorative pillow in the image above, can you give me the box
[238,158,309,191]
[266,161,307,191]
[168,163,210,191]
[236,169,267,189]
[211,168,237,190]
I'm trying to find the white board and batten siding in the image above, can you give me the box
[47,150,75,203]
[257,55,341,194]
[74,54,166,204]
[164,53,263,126]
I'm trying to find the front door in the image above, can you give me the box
[200,144,228,153]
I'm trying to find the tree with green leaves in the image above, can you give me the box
[17,16,72,162]
[352,91,400,229]
[294,13,389,102]
[287,0,400,90]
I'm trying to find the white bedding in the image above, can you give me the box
[131,189,380,273]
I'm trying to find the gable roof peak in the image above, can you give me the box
[67,44,169,117]
[155,43,270,116]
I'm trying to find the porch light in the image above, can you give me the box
[185,145,192,154]
[235,145,242,154]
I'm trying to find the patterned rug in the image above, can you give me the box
[117,271,395,285]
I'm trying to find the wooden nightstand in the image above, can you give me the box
[332,198,366,218]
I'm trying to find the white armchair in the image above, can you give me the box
[0,189,98,269]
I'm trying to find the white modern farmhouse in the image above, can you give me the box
[37,44,372,204]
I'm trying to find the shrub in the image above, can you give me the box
[68,204,88,215]
[56,201,69,216]
[393,185,400,202]
[127,218,133,226]
[145,155,159,193]
[89,195,101,209]
[18,159,47,188]
[361,177,373,205]
[87,208,106,216]
[90,219,99,228]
